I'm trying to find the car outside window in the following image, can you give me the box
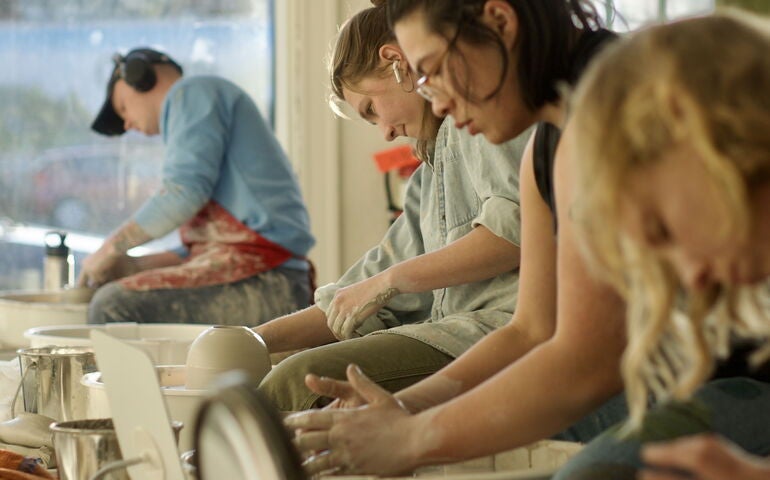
[0,0,274,290]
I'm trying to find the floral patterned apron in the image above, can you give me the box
[120,200,300,291]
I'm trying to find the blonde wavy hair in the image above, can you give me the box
[570,11,770,431]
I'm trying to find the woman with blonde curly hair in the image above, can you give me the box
[567,11,770,479]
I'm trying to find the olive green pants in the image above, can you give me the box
[258,333,453,412]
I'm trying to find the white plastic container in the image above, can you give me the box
[0,289,92,349]
[82,365,207,452]
[25,323,209,365]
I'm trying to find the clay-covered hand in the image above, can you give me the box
[640,434,770,480]
[286,364,421,476]
[326,274,400,340]
[305,374,368,410]
[76,220,151,288]
[76,247,137,288]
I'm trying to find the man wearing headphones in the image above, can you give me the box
[83,47,315,326]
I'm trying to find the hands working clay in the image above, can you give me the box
[326,273,400,340]
[303,373,368,410]
[77,220,150,288]
[287,364,431,476]
[77,250,139,289]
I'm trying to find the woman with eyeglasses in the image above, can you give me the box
[256,0,531,413]
[286,1,770,478]
[287,0,628,475]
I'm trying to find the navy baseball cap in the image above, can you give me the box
[91,48,183,136]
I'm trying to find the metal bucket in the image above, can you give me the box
[52,418,184,480]
[51,418,127,480]
[15,346,97,421]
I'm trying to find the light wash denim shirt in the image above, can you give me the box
[133,76,315,270]
[315,119,531,358]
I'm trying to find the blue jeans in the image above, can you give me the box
[553,393,630,444]
[554,377,770,480]
[88,267,311,325]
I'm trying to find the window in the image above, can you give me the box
[596,0,715,30]
[0,0,274,290]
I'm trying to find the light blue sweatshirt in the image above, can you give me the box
[133,76,314,269]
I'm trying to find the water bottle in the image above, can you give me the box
[43,231,73,290]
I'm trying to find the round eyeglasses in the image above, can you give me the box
[414,20,465,104]
[414,45,451,103]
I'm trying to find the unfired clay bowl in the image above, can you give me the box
[184,325,271,390]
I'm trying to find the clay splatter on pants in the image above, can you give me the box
[87,267,310,326]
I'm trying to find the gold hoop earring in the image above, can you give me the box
[400,69,415,93]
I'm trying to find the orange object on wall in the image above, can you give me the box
[373,145,420,175]
[373,145,422,224]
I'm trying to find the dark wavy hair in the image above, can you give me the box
[386,0,601,111]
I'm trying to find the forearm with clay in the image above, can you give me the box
[383,225,520,295]
[103,219,154,255]
[254,306,338,353]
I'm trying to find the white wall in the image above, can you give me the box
[274,0,399,285]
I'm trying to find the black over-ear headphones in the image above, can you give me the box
[112,49,182,92]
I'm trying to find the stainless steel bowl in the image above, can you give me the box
[51,418,127,480]
[52,418,184,480]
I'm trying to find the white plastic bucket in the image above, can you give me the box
[26,323,209,365]
[82,365,207,452]
[0,289,92,349]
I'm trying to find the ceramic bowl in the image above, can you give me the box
[184,325,271,390]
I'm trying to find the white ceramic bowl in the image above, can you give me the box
[81,365,207,452]
[25,323,210,365]
[0,289,93,349]
[185,326,271,390]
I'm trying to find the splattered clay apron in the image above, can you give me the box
[120,201,297,291]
